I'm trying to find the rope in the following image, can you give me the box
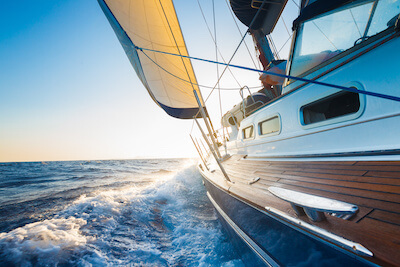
[139,49,262,91]
[196,0,243,88]
[212,0,224,123]
[277,33,293,55]
[202,0,270,104]
[224,0,259,69]
[135,45,400,103]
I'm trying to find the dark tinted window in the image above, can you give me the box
[302,91,360,125]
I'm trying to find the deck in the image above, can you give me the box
[203,155,400,266]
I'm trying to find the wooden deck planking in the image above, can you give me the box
[209,158,400,265]
[224,171,400,224]
[239,159,400,174]
[266,161,400,172]
[270,182,400,215]
[245,160,358,165]
[223,164,400,204]
[225,166,400,216]
[270,177,399,204]
[255,170,400,186]
[364,170,400,178]
[250,162,400,177]
[367,209,400,226]
[276,171,400,194]
[355,217,400,265]
[355,161,400,166]
[227,161,400,179]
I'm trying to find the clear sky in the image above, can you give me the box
[0,0,298,162]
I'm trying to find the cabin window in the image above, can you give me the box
[259,116,280,136]
[290,0,400,77]
[242,126,254,139]
[301,91,360,125]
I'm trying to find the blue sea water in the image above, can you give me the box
[0,159,243,266]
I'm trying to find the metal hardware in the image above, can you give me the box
[195,118,231,182]
[304,208,326,222]
[240,86,255,118]
[193,90,221,159]
[265,206,373,257]
[190,134,209,171]
[395,14,400,31]
[291,204,305,216]
[268,187,358,222]
[248,177,260,185]
[198,138,210,159]
[194,137,208,161]
[362,1,378,42]
[252,29,275,64]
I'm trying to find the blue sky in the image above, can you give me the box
[0,0,298,162]
[0,0,197,162]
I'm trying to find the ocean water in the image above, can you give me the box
[0,159,243,266]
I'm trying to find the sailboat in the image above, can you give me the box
[98,0,400,265]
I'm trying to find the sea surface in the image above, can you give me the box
[0,159,243,266]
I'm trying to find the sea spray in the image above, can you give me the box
[0,159,243,266]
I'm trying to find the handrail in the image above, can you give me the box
[240,86,255,118]
[195,118,231,182]
[265,206,373,257]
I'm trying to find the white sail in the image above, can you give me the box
[98,0,203,119]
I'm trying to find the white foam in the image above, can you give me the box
[0,161,242,265]
[0,217,89,265]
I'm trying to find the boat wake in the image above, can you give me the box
[0,160,242,266]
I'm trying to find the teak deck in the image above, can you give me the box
[207,155,400,266]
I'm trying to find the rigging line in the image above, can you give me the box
[281,17,291,37]
[291,0,299,8]
[196,0,243,88]
[277,33,293,54]
[267,35,280,59]
[212,0,223,122]
[158,0,197,93]
[190,119,195,134]
[203,0,270,103]
[313,21,338,50]
[135,45,400,103]
[213,0,225,141]
[291,0,336,51]
[224,0,258,69]
[350,9,362,37]
[290,0,337,51]
[139,48,262,90]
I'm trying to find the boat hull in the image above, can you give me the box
[201,173,376,266]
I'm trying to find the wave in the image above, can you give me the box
[0,162,242,266]
[0,217,89,266]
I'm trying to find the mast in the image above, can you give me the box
[230,0,288,96]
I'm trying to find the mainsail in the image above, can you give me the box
[98,0,204,119]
